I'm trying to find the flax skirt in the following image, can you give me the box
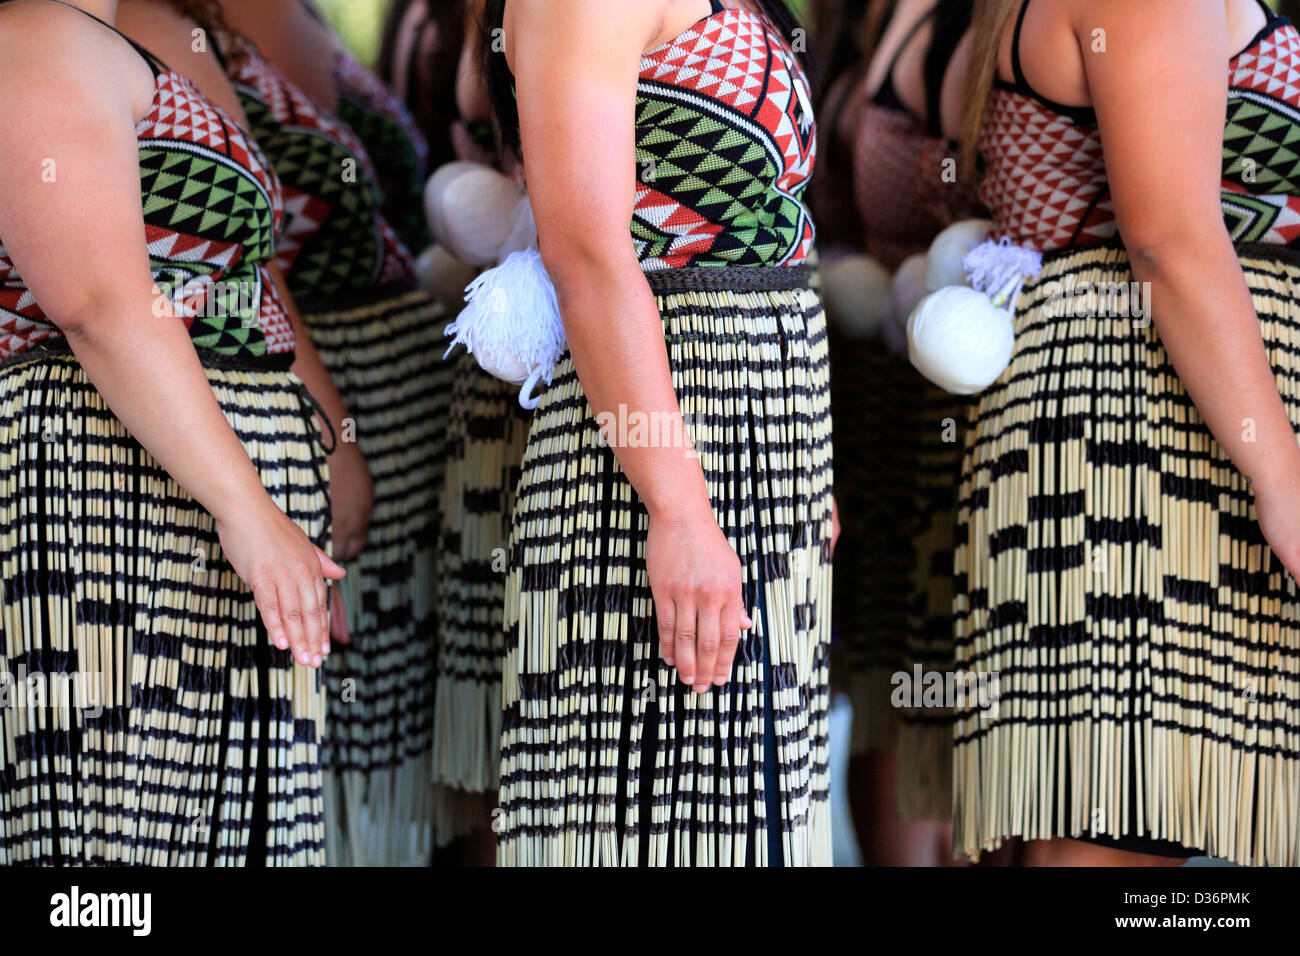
[430,352,531,844]
[0,354,330,866]
[305,287,452,866]
[498,265,834,867]
[833,337,963,821]
[954,240,1300,866]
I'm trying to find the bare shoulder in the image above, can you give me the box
[0,0,153,120]
[504,0,668,54]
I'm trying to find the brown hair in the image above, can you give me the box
[959,0,1021,175]
[158,0,234,36]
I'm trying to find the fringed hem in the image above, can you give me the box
[954,241,1300,866]
[499,278,834,866]
[0,357,330,866]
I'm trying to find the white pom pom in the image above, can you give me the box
[444,248,566,409]
[437,166,523,267]
[414,244,478,312]
[962,237,1043,299]
[887,253,929,356]
[820,253,892,339]
[424,161,483,247]
[497,195,539,259]
[925,218,992,291]
[907,286,1015,395]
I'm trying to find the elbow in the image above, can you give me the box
[539,234,638,298]
[1124,221,1234,279]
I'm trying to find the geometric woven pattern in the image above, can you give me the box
[0,70,293,361]
[982,14,1300,251]
[334,47,432,256]
[633,9,816,270]
[226,42,414,303]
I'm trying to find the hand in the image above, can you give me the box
[647,502,753,694]
[329,583,352,646]
[329,439,374,563]
[1253,465,1300,582]
[217,499,346,668]
[831,495,841,555]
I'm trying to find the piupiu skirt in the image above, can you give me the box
[498,265,834,867]
[304,287,453,866]
[833,341,914,755]
[954,240,1300,866]
[430,352,530,843]
[0,354,330,866]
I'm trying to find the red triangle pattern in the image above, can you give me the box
[979,89,1116,252]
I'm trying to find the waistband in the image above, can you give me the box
[1038,237,1300,270]
[0,340,296,375]
[642,264,814,295]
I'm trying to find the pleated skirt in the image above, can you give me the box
[304,287,452,866]
[954,241,1300,866]
[0,355,330,866]
[431,351,530,843]
[498,266,835,867]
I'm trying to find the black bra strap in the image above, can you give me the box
[1010,0,1033,92]
[922,0,971,138]
[47,0,167,76]
[710,0,726,14]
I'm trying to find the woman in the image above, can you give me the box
[377,0,494,168]
[813,0,981,866]
[486,0,831,867]
[955,0,1300,866]
[0,0,342,866]
[154,0,452,866]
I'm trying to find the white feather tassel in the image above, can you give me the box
[443,248,566,409]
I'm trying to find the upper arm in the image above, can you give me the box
[506,0,664,272]
[1078,0,1231,250]
[0,20,158,329]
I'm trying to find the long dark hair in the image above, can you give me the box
[481,0,813,156]
[377,0,466,166]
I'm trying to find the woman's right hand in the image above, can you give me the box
[1253,465,1300,583]
[218,501,346,668]
[647,503,753,695]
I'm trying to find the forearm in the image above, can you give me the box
[64,310,275,523]
[1135,231,1300,489]
[553,255,712,522]
[273,267,353,452]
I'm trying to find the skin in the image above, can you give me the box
[0,0,343,667]
[500,0,779,694]
[994,0,1279,867]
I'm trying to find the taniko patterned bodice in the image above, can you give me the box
[634,7,817,271]
[224,41,415,305]
[981,5,1300,252]
[0,69,292,364]
[333,47,432,255]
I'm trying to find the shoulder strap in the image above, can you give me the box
[47,0,168,76]
[881,5,938,99]
[1009,0,1033,92]
[922,0,972,138]
[710,0,726,14]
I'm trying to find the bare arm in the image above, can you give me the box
[0,15,340,665]
[1080,0,1300,576]
[508,0,750,691]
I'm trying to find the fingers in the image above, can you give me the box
[655,591,676,668]
[329,585,351,645]
[713,600,743,687]
[279,577,311,667]
[316,547,346,580]
[254,581,289,653]
[673,599,698,689]
[694,601,721,695]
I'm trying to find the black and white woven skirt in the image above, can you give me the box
[0,354,331,866]
[954,240,1300,866]
[303,287,453,866]
[498,265,835,867]
[430,352,530,844]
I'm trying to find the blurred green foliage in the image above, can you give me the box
[318,0,816,67]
